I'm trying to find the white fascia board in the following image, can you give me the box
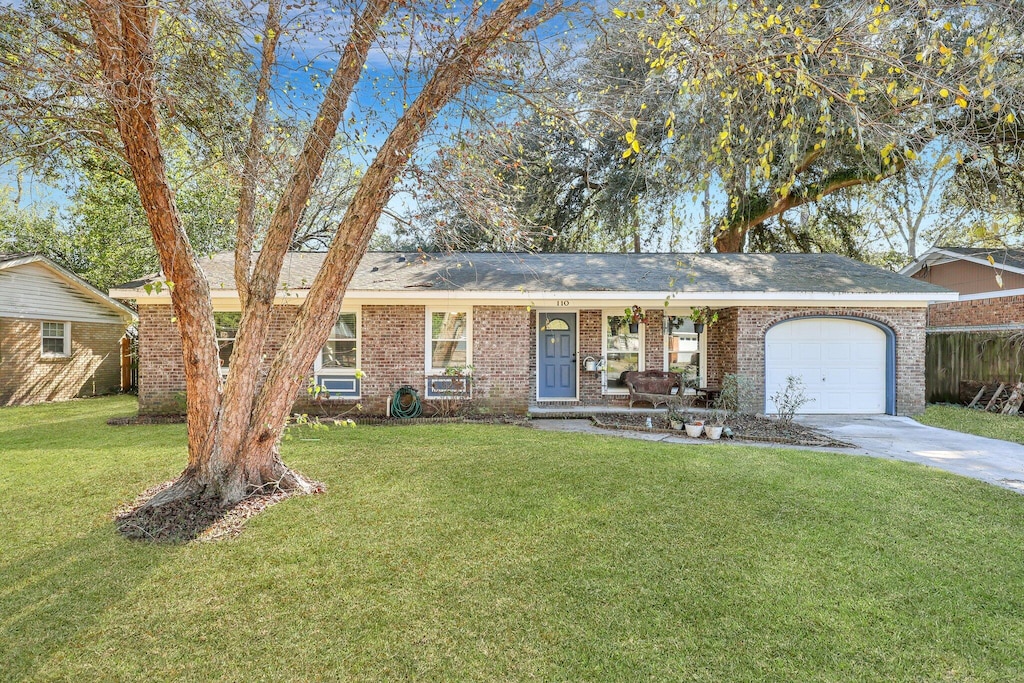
[957,287,1024,301]
[124,288,957,308]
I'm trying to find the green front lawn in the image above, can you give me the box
[3,396,1024,681]
[918,403,1024,445]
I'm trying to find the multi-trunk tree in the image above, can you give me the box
[0,0,563,507]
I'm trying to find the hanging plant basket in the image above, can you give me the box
[693,322,705,334]
[624,305,647,334]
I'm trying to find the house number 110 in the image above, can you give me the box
[555,300,571,307]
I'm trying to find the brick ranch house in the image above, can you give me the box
[1,253,136,406]
[111,252,955,417]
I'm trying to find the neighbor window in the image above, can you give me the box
[214,312,241,372]
[315,310,361,398]
[603,313,640,391]
[427,309,470,372]
[41,321,69,357]
[665,315,701,389]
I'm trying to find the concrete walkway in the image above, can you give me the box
[797,415,1024,493]
[531,416,1024,494]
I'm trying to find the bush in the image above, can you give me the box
[715,374,757,416]
[770,375,813,424]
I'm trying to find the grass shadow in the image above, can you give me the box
[0,528,172,680]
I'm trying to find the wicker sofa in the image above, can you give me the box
[620,370,687,408]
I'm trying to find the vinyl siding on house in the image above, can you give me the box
[0,263,126,324]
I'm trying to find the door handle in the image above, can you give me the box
[572,352,577,363]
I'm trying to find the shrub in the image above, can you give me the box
[770,375,814,424]
[715,373,757,416]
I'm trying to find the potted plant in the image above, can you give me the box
[684,419,704,438]
[624,305,648,333]
[688,306,719,334]
[704,410,725,440]
[667,407,687,430]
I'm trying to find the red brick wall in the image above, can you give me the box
[729,306,927,416]
[705,308,738,389]
[137,306,185,414]
[644,309,665,372]
[471,306,532,414]
[139,303,535,416]
[927,296,1024,328]
[0,317,125,406]
[136,302,928,416]
[139,305,302,415]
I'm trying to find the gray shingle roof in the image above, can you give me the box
[115,251,950,295]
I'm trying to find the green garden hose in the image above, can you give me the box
[391,385,422,418]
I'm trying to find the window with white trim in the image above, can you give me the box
[427,309,470,372]
[665,314,701,390]
[41,321,69,357]
[603,312,641,392]
[315,310,361,398]
[214,312,241,375]
[425,309,472,398]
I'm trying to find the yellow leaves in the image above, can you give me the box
[987,254,996,266]
[993,102,1002,113]
[936,154,952,170]
[612,8,626,17]
[955,96,968,108]
[939,88,949,98]
[1008,113,1017,124]
[623,118,641,158]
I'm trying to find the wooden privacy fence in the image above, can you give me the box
[926,331,1024,403]
[120,330,139,393]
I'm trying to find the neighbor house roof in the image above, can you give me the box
[111,251,954,305]
[900,246,1024,278]
[0,253,137,320]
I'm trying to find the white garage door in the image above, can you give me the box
[765,318,887,415]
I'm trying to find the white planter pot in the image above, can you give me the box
[670,420,684,431]
[705,425,724,440]
[684,423,704,438]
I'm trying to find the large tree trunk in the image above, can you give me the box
[87,0,538,509]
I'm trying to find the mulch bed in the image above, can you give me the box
[107,414,186,426]
[592,411,850,448]
[113,480,306,543]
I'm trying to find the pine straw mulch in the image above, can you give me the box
[592,411,850,448]
[113,480,320,544]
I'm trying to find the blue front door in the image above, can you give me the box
[539,313,576,399]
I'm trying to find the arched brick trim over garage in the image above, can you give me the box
[729,307,927,416]
[764,315,895,415]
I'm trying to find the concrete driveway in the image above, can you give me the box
[797,415,1024,494]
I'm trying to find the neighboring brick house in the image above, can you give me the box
[901,246,1024,331]
[0,254,136,406]
[111,252,954,417]
[901,247,1024,401]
